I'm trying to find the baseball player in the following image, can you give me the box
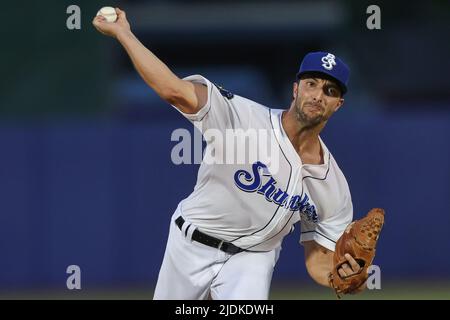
[93,8,365,300]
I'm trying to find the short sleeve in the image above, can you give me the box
[299,194,353,252]
[172,75,239,133]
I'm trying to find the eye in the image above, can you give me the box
[306,81,315,87]
[326,87,339,97]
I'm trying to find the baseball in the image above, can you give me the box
[96,6,118,23]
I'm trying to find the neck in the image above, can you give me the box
[282,106,326,164]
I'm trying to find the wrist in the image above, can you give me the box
[327,271,334,288]
[116,29,133,43]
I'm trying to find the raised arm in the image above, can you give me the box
[92,8,207,114]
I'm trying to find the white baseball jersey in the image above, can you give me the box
[171,74,353,252]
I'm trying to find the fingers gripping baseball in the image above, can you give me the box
[92,7,131,38]
[115,8,128,24]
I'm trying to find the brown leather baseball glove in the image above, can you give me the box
[328,208,385,298]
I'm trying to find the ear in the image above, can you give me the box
[293,81,299,100]
[335,98,344,112]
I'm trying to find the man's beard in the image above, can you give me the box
[295,102,326,128]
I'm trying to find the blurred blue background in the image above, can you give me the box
[0,0,449,298]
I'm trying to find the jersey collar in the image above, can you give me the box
[270,109,330,173]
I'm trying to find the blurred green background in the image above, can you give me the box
[2,282,450,300]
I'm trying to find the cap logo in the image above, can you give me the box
[321,53,336,70]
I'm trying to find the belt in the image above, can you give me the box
[175,216,245,255]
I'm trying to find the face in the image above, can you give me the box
[292,76,344,127]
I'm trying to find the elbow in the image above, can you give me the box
[307,269,330,288]
[160,86,181,105]
[306,262,332,288]
[160,86,197,114]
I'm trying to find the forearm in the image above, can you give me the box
[304,240,333,287]
[116,30,182,100]
[307,261,333,287]
[93,8,201,111]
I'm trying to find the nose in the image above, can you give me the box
[312,87,324,103]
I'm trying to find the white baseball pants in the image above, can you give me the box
[153,216,281,300]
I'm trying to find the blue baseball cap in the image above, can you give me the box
[296,52,350,94]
